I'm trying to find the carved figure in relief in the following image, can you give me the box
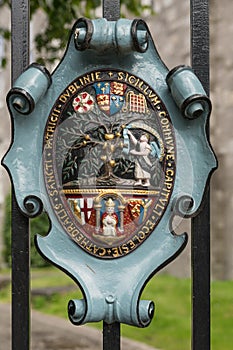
[127,129,152,186]
[101,198,119,236]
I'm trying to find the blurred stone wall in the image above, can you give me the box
[147,0,233,279]
[209,0,233,279]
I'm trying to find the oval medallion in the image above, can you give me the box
[43,70,176,258]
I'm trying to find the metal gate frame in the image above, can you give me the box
[9,1,211,349]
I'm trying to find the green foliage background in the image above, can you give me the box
[0,0,151,66]
[1,268,232,350]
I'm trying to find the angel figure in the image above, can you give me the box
[127,129,153,187]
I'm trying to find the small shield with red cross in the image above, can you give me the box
[68,197,94,225]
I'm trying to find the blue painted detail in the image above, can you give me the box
[166,65,211,119]
[7,63,51,115]
[2,18,217,327]
[74,18,148,54]
[150,141,160,158]
[93,82,125,115]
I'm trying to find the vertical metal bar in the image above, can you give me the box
[190,1,211,349]
[103,0,121,21]
[103,322,121,350]
[11,1,30,83]
[190,0,210,93]
[11,1,30,350]
[102,1,121,349]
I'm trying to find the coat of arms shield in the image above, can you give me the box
[43,69,176,258]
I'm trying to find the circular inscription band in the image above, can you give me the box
[43,70,176,259]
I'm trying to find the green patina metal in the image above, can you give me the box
[3,18,216,327]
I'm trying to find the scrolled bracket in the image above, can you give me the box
[68,299,87,325]
[7,63,51,115]
[137,299,155,327]
[166,65,211,120]
[172,194,195,218]
[23,195,43,218]
[73,18,149,54]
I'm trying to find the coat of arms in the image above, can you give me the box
[43,70,176,258]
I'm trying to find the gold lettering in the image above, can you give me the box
[74,232,84,241]
[86,243,94,252]
[83,75,91,84]
[166,169,174,176]
[45,169,53,177]
[47,125,56,133]
[121,243,129,254]
[148,91,156,99]
[112,247,120,258]
[142,225,150,234]
[159,197,167,206]
[161,117,169,125]
[80,237,89,247]
[165,182,173,190]
[79,77,84,86]
[159,111,167,118]
[166,154,175,161]
[50,115,58,123]
[70,229,79,236]
[63,217,71,225]
[98,247,106,256]
[137,80,144,90]
[132,235,141,244]
[74,82,81,90]
[49,189,58,197]
[117,71,124,81]
[59,95,67,103]
[48,182,56,190]
[57,209,68,220]
[91,72,95,82]
[147,220,154,230]
[143,85,149,95]
[162,123,171,131]
[151,95,161,106]
[153,204,163,216]
[161,191,170,200]
[95,71,101,81]
[128,239,136,250]
[128,75,136,85]
[68,84,77,94]
[54,203,62,210]
[93,245,100,254]
[44,138,53,149]
[167,145,175,153]
[138,231,145,240]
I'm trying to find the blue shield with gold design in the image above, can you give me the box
[93,81,126,115]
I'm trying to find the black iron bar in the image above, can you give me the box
[11,1,30,350]
[190,1,211,349]
[103,322,121,350]
[102,1,121,349]
[103,0,121,21]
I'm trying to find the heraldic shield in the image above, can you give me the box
[44,70,173,259]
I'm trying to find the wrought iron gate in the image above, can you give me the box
[7,1,212,349]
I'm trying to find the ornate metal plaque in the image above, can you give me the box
[44,70,176,258]
[3,18,217,327]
